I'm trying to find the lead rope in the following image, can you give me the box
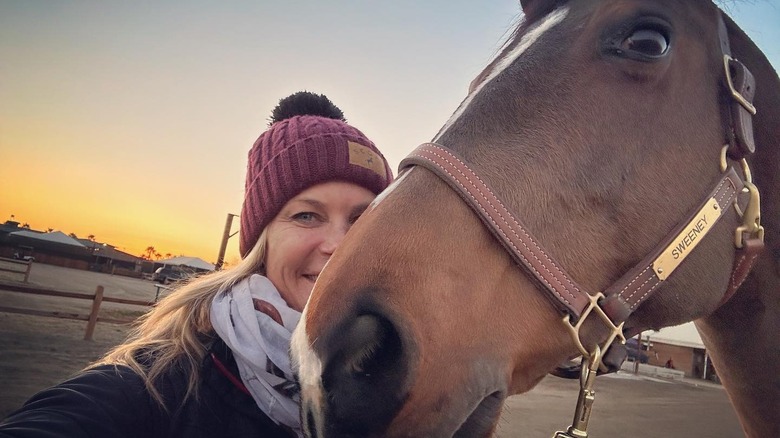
[553,347,602,438]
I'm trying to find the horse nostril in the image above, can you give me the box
[321,313,408,436]
[343,315,399,377]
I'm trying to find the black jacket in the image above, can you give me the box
[0,340,295,437]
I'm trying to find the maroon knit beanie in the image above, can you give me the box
[239,92,393,257]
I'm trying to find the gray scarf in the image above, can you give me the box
[211,274,302,435]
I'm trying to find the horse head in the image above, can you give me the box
[292,1,779,436]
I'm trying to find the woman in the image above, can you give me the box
[0,92,393,437]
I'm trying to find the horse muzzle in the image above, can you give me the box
[294,304,508,438]
[297,310,412,438]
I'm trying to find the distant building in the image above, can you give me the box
[635,323,720,383]
[0,221,144,277]
[155,256,215,272]
[0,224,91,269]
[89,244,145,276]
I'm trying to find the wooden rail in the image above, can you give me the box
[0,257,32,283]
[153,283,174,302]
[0,283,155,340]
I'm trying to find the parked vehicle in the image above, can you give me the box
[151,265,193,284]
[626,338,649,364]
[12,252,34,262]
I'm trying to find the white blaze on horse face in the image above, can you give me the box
[291,304,324,415]
[433,7,569,143]
[368,168,412,210]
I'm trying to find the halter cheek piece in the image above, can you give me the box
[399,11,764,438]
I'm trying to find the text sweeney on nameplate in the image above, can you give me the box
[653,198,721,281]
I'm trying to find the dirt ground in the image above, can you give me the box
[0,264,744,437]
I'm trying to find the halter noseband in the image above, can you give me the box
[399,10,764,438]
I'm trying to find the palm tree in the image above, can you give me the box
[143,246,156,260]
[69,232,78,238]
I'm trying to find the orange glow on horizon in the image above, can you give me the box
[1,155,242,264]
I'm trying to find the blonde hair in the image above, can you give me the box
[97,229,268,406]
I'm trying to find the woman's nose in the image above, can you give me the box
[320,223,349,255]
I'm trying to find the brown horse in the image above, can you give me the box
[292,1,779,436]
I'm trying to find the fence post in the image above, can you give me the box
[23,261,32,283]
[84,286,104,341]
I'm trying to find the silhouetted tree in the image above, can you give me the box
[69,232,78,238]
[47,228,54,233]
[141,246,156,260]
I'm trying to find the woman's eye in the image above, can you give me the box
[292,212,318,223]
[621,29,669,57]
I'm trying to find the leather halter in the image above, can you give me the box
[399,12,764,373]
[402,144,744,318]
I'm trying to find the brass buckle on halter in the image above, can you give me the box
[552,346,602,438]
[734,181,764,248]
[723,55,757,115]
[561,292,626,373]
[719,146,764,249]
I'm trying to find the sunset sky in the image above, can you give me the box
[1,1,778,265]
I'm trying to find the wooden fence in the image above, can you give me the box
[0,257,32,283]
[0,283,155,340]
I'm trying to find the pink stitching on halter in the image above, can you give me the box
[411,144,584,307]
[425,144,582,295]
[714,177,735,206]
[628,278,662,311]
[729,252,748,291]
[728,250,757,292]
[620,174,737,305]
[620,266,652,302]
[408,151,574,307]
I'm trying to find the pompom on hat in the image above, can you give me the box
[239,92,393,257]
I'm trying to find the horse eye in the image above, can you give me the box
[621,29,668,57]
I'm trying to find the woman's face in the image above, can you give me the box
[264,181,375,312]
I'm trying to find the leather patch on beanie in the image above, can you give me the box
[348,141,386,179]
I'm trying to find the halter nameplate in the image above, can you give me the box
[653,198,721,281]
